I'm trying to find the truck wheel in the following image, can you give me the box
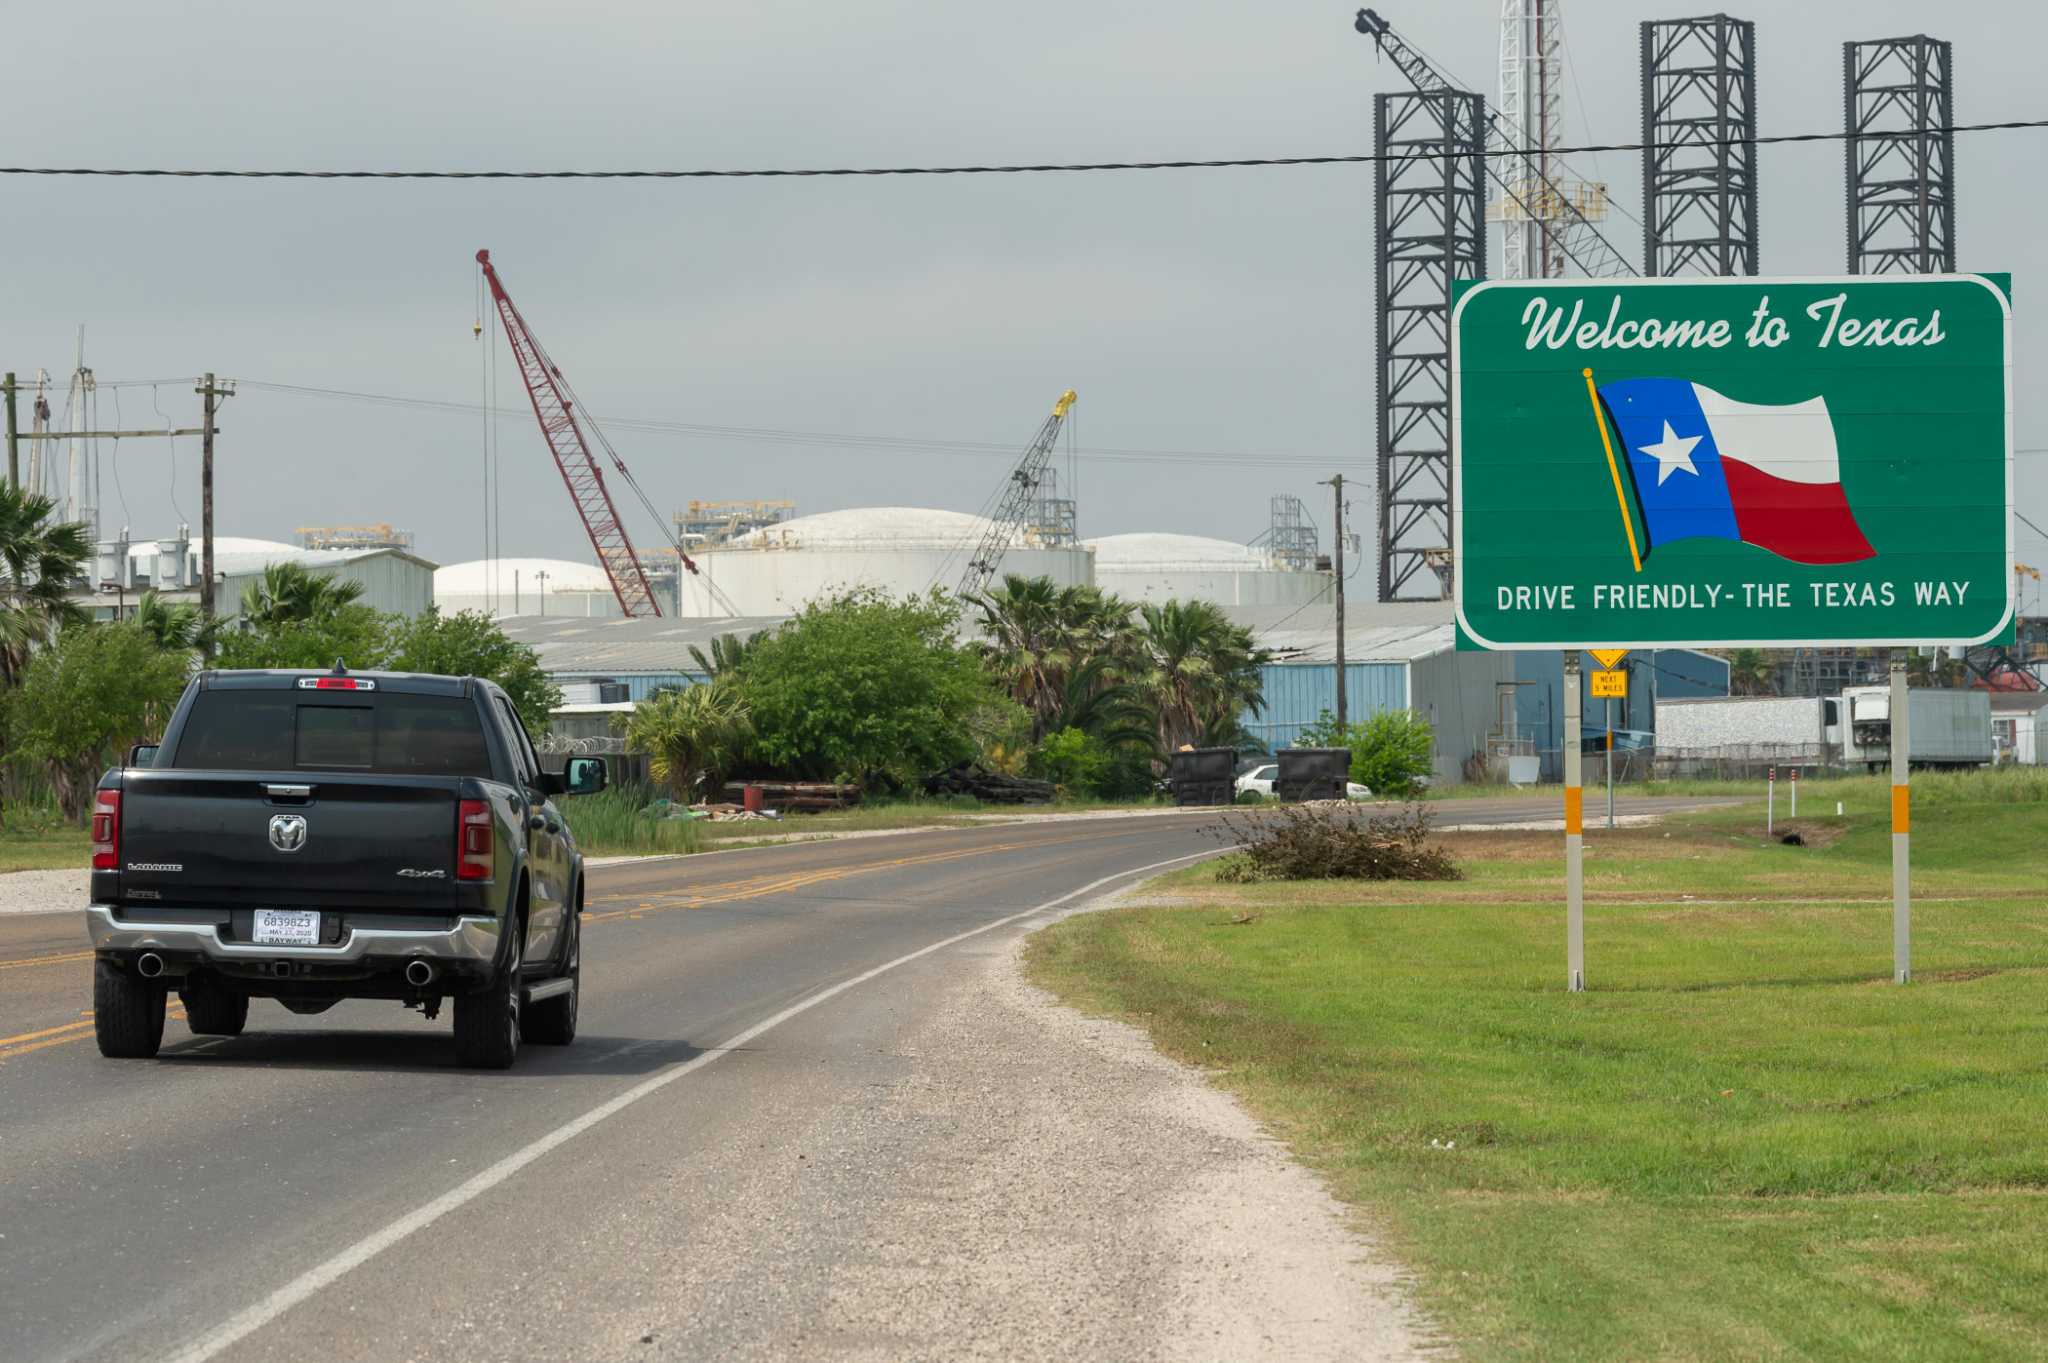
[94,959,166,1059]
[454,917,522,1069]
[527,914,579,1047]
[180,985,249,1037]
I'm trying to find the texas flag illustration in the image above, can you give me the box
[1596,378,1875,565]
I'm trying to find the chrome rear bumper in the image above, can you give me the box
[85,904,502,966]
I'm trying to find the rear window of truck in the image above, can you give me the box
[171,692,493,777]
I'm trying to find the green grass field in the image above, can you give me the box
[1028,771,2048,1362]
[0,815,89,872]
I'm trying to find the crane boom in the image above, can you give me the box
[1354,7,1637,278]
[475,249,663,618]
[956,390,1076,601]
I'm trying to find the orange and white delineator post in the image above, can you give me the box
[1891,656,1911,983]
[1564,652,1585,992]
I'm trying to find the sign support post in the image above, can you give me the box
[1605,698,1615,828]
[1891,654,1911,983]
[1564,652,1584,992]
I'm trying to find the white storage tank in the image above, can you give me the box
[676,506,1094,616]
[1085,531,1328,608]
[434,558,624,619]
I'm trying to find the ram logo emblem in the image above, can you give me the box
[268,813,308,853]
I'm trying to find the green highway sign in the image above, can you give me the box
[1451,275,2013,650]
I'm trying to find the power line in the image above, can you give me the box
[5,118,2046,180]
[228,379,1335,470]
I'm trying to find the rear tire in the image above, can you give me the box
[527,911,579,1047]
[180,985,249,1037]
[94,959,166,1059]
[454,916,522,1070]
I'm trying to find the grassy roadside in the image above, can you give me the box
[0,817,90,873]
[1027,777,2048,1361]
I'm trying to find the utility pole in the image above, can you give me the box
[196,374,234,625]
[2,374,17,490]
[1324,475,1348,728]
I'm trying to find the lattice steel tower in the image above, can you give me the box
[1844,35,1954,274]
[1491,1,1610,279]
[1374,89,1486,601]
[1641,15,1758,276]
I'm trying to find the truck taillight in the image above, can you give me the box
[457,799,493,881]
[91,790,121,871]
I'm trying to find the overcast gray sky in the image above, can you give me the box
[8,0,2043,585]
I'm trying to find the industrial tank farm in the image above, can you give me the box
[675,506,1093,617]
[1085,532,1328,608]
[434,557,625,619]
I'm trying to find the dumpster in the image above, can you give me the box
[1167,747,1237,807]
[1276,747,1350,802]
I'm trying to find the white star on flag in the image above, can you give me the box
[1638,421,1703,486]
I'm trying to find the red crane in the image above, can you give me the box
[475,249,674,618]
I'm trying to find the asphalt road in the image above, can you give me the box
[0,798,1723,1362]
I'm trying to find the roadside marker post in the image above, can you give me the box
[1767,766,1775,837]
[1892,656,1911,983]
[1564,652,1584,992]
[1790,766,1799,819]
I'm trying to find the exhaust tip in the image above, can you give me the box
[136,952,165,979]
[404,960,437,988]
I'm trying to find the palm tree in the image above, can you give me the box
[970,575,1142,742]
[0,483,90,688]
[687,629,766,680]
[1059,654,1157,755]
[134,589,219,654]
[1723,648,1776,697]
[1133,599,1270,752]
[623,682,752,802]
[237,561,366,628]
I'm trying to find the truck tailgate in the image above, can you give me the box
[119,771,464,912]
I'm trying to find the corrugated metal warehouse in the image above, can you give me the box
[78,533,436,621]
[501,614,788,702]
[1225,602,1517,786]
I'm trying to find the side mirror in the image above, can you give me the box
[129,743,160,769]
[564,757,608,796]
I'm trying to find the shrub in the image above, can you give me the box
[1295,707,1437,798]
[1030,727,1111,796]
[1212,802,1459,882]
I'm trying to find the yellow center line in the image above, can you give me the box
[0,1007,184,1062]
[2,823,1164,1060]
[0,948,96,972]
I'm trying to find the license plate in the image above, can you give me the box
[252,909,321,946]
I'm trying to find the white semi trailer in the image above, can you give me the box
[1653,695,1840,759]
[1840,686,1994,771]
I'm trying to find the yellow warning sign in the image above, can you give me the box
[1590,669,1627,699]
[1589,649,1629,670]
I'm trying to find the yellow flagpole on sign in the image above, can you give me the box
[1583,367,1643,574]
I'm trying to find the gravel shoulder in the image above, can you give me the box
[0,868,86,917]
[666,882,1441,1361]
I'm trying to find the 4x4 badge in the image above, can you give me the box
[268,813,308,853]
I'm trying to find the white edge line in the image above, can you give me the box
[162,847,1224,1363]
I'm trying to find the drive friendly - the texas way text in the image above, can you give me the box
[1495,580,1976,613]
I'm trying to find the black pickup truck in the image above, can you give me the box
[84,665,607,1068]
